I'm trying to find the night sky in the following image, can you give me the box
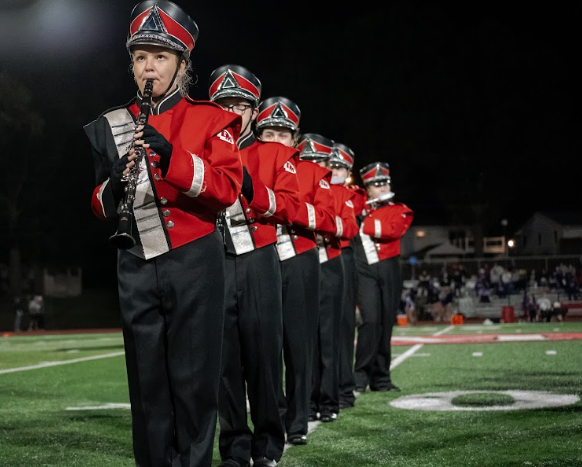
[0,1,578,281]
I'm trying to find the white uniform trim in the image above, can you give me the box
[373,219,382,239]
[184,152,205,197]
[335,216,343,237]
[104,108,169,260]
[97,181,108,217]
[360,224,380,265]
[262,187,276,217]
[317,234,329,264]
[306,203,316,230]
[276,224,296,261]
[226,197,255,255]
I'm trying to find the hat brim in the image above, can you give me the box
[127,33,188,54]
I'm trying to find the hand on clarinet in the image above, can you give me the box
[135,123,173,175]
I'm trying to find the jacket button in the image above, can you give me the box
[290,229,296,234]
[163,210,170,217]
[160,197,168,205]
[376,244,381,250]
[325,237,330,243]
[248,218,255,223]
[149,151,157,157]
[154,174,161,181]
[167,221,174,228]
[245,208,251,214]
[293,235,298,240]
[251,226,258,232]
[151,161,159,168]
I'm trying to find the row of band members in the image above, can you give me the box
[85,2,413,466]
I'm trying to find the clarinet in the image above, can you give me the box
[109,79,154,249]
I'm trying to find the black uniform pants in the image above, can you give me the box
[310,254,344,416]
[338,246,358,405]
[354,254,402,391]
[219,244,285,463]
[118,231,225,467]
[279,248,320,437]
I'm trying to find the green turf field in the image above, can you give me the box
[1,323,581,466]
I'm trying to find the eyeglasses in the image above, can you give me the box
[223,103,252,113]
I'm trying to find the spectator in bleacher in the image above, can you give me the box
[475,272,491,303]
[523,294,538,322]
[431,287,454,323]
[438,266,451,288]
[536,292,552,322]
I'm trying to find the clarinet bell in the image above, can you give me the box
[109,213,137,249]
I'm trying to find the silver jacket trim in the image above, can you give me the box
[373,219,382,239]
[97,181,108,217]
[335,216,344,237]
[104,108,169,260]
[226,197,255,255]
[360,224,379,265]
[185,152,204,197]
[276,224,296,261]
[317,234,329,264]
[306,203,316,230]
[263,187,276,217]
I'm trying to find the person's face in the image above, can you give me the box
[330,166,349,180]
[217,97,257,136]
[366,183,391,199]
[259,127,296,147]
[132,45,183,98]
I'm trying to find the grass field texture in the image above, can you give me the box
[1,322,581,466]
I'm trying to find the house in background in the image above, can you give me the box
[513,212,582,256]
[402,225,505,260]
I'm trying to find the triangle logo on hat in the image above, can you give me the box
[219,70,240,91]
[139,6,167,34]
[271,102,288,119]
[302,138,317,156]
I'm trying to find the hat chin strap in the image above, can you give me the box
[152,55,183,104]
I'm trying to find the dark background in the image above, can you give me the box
[0,0,578,287]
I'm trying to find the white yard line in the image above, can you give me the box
[0,351,125,375]
[299,324,456,448]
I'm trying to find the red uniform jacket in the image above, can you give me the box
[318,183,359,262]
[276,160,336,261]
[359,202,414,264]
[86,92,242,260]
[224,135,300,255]
[346,184,367,218]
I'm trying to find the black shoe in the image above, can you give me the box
[287,434,307,445]
[371,383,401,392]
[308,413,318,422]
[253,457,277,467]
[218,459,250,467]
[354,386,366,393]
[339,399,355,409]
[319,412,337,423]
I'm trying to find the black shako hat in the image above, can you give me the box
[360,162,391,186]
[126,1,199,56]
[297,133,334,162]
[208,64,262,106]
[256,96,301,132]
[329,142,355,170]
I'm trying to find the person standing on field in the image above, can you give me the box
[84,2,243,464]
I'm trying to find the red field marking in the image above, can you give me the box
[392,333,582,346]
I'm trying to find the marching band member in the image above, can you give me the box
[328,142,367,410]
[84,2,243,465]
[353,162,413,393]
[298,133,357,423]
[209,66,301,467]
[256,97,336,446]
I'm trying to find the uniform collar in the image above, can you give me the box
[238,131,256,150]
[136,87,182,115]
